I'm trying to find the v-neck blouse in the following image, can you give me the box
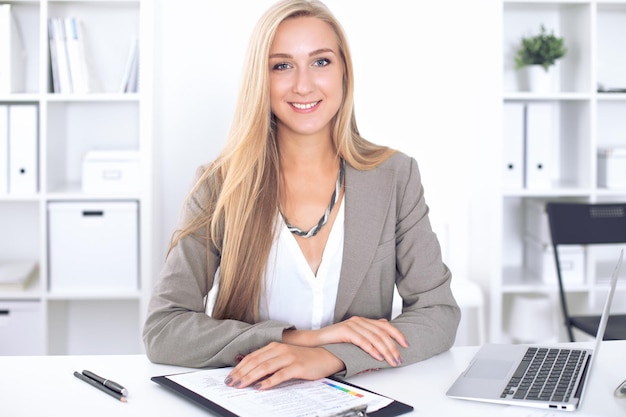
[259,198,345,330]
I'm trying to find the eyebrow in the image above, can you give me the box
[269,48,336,59]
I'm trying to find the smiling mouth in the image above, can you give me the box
[290,101,320,110]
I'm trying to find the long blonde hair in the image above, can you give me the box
[171,0,395,323]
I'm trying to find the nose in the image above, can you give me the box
[293,67,313,95]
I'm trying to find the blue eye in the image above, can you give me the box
[273,63,291,71]
[313,58,330,67]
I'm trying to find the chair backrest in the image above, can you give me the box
[546,202,626,341]
[546,202,626,246]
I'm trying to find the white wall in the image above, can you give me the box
[153,1,502,296]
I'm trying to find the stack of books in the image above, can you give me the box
[48,17,90,94]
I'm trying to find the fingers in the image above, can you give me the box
[225,343,344,390]
[226,342,290,389]
[351,320,400,365]
[340,317,408,367]
[369,317,410,348]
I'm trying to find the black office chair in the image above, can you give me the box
[546,202,626,342]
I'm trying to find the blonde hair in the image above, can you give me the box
[171,0,395,323]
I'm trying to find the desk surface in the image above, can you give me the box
[1,341,625,417]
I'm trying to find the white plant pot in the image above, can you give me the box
[523,65,554,93]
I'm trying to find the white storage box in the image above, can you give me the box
[0,301,45,355]
[48,201,139,292]
[598,148,626,188]
[82,151,141,194]
[524,236,585,285]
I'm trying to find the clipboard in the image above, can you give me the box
[151,371,413,417]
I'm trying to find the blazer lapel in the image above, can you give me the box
[334,163,395,320]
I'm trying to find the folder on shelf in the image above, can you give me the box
[64,17,90,94]
[48,17,72,94]
[0,104,8,195]
[8,104,38,195]
[47,18,60,93]
[502,102,525,189]
[0,4,25,94]
[120,36,139,93]
[525,102,554,189]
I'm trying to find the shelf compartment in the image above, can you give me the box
[47,200,139,294]
[46,1,140,94]
[596,100,626,149]
[0,201,40,263]
[597,3,626,93]
[502,100,592,192]
[45,100,139,193]
[503,2,592,94]
[0,300,45,355]
[4,2,41,95]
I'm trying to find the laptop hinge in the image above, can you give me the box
[574,354,592,399]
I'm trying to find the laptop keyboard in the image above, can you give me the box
[500,347,588,403]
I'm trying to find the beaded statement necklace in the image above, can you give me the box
[282,159,345,239]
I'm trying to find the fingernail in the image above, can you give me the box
[233,380,241,388]
[224,376,233,385]
[253,383,262,390]
[396,357,403,366]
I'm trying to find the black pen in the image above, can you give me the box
[82,370,128,396]
[616,379,626,398]
[73,371,127,402]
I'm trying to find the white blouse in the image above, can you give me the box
[259,199,345,330]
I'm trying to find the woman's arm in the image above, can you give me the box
[323,155,461,377]
[142,232,294,368]
[142,177,294,368]
[282,316,407,366]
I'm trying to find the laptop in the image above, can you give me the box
[446,249,623,412]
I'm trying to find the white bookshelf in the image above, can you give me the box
[496,0,626,343]
[0,0,153,355]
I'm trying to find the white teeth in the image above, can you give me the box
[292,101,319,110]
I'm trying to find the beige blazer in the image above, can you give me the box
[143,152,460,377]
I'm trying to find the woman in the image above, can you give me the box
[143,0,460,391]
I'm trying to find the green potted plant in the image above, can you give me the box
[515,25,567,92]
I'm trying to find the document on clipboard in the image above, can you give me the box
[151,367,413,417]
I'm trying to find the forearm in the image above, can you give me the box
[143,230,295,367]
[324,303,460,377]
[282,329,318,346]
[144,309,293,368]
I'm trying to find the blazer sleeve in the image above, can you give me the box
[142,170,294,368]
[323,154,461,377]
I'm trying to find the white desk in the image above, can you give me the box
[1,341,625,417]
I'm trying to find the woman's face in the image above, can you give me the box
[268,16,344,141]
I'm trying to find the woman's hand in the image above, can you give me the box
[224,342,344,390]
[284,316,409,367]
